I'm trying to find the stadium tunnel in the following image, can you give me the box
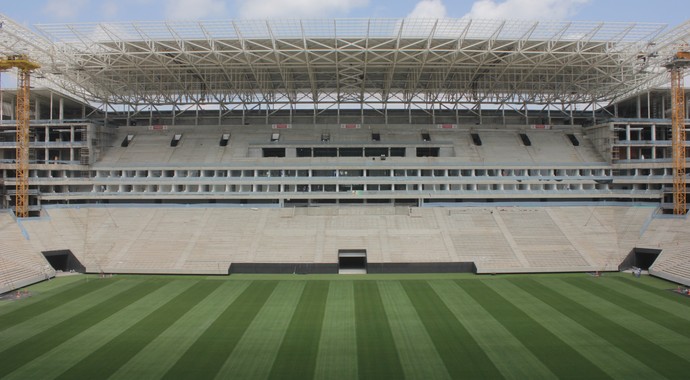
[338,249,367,274]
[618,247,662,271]
[42,250,85,273]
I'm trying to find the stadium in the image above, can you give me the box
[1,11,690,379]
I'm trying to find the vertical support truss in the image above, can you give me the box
[670,68,686,215]
[15,70,31,218]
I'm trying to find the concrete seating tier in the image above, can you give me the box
[18,205,659,275]
[0,213,54,294]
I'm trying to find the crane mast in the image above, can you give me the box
[0,55,40,218]
[667,51,690,215]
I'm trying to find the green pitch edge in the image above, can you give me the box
[0,280,164,378]
[565,278,690,339]
[611,276,690,306]
[0,279,113,331]
[459,280,610,380]
[517,278,688,379]
[162,280,278,379]
[55,280,222,379]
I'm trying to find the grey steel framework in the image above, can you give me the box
[2,15,690,116]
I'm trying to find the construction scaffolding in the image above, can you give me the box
[668,51,690,215]
[0,55,40,217]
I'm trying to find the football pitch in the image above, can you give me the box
[1,273,689,379]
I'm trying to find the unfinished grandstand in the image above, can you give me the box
[1,15,690,292]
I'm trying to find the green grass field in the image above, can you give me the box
[1,273,689,379]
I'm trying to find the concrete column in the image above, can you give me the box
[59,97,64,121]
[547,107,551,125]
[636,95,641,118]
[35,98,40,120]
[0,77,3,121]
[651,124,656,142]
[626,124,631,160]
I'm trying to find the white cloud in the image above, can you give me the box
[465,0,589,20]
[42,0,89,20]
[407,0,447,19]
[165,0,227,20]
[238,0,369,19]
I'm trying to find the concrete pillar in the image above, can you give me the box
[636,95,641,118]
[59,97,64,121]
[626,124,631,160]
[35,98,40,120]
[0,76,3,121]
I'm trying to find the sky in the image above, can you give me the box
[0,0,688,26]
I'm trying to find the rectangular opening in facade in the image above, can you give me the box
[421,132,431,142]
[339,147,363,157]
[372,133,381,141]
[314,147,337,157]
[566,134,580,146]
[519,133,532,146]
[170,134,182,147]
[296,147,312,157]
[121,134,134,147]
[262,148,286,157]
[416,147,439,157]
[365,147,388,157]
[220,133,230,147]
[471,133,482,146]
[338,249,367,274]
[390,147,405,157]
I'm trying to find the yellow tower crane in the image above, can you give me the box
[0,55,40,218]
[667,50,690,215]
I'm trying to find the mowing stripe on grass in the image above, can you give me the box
[163,280,277,379]
[314,281,357,380]
[353,281,404,380]
[613,274,690,293]
[111,280,250,380]
[0,278,113,330]
[57,280,221,379]
[429,280,555,380]
[0,280,136,353]
[379,281,451,380]
[0,276,91,315]
[216,281,306,380]
[402,280,501,379]
[557,279,690,357]
[459,280,610,380]
[498,278,662,380]
[269,281,329,380]
[565,277,690,339]
[0,280,160,378]
[538,278,690,379]
[4,280,193,380]
[602,277,690,321]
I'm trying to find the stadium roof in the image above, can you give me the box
[2,15,690,112]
